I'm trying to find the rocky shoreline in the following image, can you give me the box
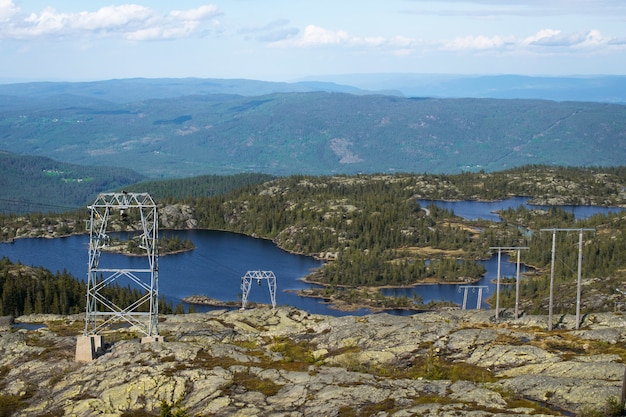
[4,307,626,416]
[181,294,241,308]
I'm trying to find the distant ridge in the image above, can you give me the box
[0,77,380,103]
[299,74,626,104]
[0,86,625,178]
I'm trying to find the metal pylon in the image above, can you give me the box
[84,192,159,337]
[240,270,277,309]
[458,285,489,310]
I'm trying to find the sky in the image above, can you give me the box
[1,0,626,82]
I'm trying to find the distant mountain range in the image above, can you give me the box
[298,74,626,104]
[0,77,625,179]
[0,77,370,103]
[2,74,626,103]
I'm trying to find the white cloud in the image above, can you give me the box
[268,25,421,51]
[439,29,621,53]
[0,0,19,22]
[523,29,563,46]
[298,25,350,46]
[523,28,613,50]
[73,5,154,31]
[444,35,513,50]
[0,1,221,40]
[169,5,219,22]
[265,21,624,59]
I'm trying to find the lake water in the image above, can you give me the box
[0,199,621,316]
[0,229,527,314]
[0,230,356,316]
[417,197,625,222]
[383,254,527,309]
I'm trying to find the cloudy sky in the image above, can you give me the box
[1,0,625,82]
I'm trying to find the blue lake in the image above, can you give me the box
[383,254,527,309]
[0,229,525,314]
[0,230,355,316]
[417,197,625,222]
[0,199,621,315]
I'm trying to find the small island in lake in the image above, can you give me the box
[102,234,195,256]
[181,295,241,308]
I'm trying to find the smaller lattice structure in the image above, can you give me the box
[240,270,277,309]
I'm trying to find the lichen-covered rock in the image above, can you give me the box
[3,307,625,416]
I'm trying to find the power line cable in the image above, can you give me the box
[0,197,80,211]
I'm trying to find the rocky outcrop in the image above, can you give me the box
[159,204,198,229]
[5,308,626,416]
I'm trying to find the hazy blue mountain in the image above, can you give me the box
[0,78,376,103]
[4,75,625,104]
[1,89,624,178]
[300,74,626,104]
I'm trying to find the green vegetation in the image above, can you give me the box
[579,397,625,417]
[117,234,194,256]
[0,394,27,417]
[0,151,273,214]
[0,257,176,317]
[1,166,626,312]
[2,91,626,178]
[226,370,283,397]
[0,151,145,214]
[158,400,188,417]
[124,173,275,202]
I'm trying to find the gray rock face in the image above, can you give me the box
[5,307,626,416]
[160,204,198,229]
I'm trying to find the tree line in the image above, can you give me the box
[0,257,177,317]
[1,166,626,312]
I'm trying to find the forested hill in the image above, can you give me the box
[0,151,145,213]
[1,90,625,177]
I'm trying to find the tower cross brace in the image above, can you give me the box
[84,192,160,337]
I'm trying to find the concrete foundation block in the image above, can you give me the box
[75,335,105,362]
[141,335,165,344]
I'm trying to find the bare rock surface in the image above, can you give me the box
[3,307,626,416]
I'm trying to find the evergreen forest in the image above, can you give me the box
[0,257,177,317]
[1,165,626,314]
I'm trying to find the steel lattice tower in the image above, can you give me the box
[240,270,277,309]
[84,192,160,337]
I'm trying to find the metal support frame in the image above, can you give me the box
[459,285,489,310]
[541,228,595,330]
[240,270,277,310]
[84,192,159,337]
[489,246,529,320]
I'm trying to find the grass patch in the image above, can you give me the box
[407,353,496,382]
[268,336,319,370]
[190,349,239,369]
[227,370,283,397]
[360,398,397,415]
[413,394,456,406]
[0,395,25,417]
[45,320,84,337]
[336,398,398,417]
[121,410,156,417]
